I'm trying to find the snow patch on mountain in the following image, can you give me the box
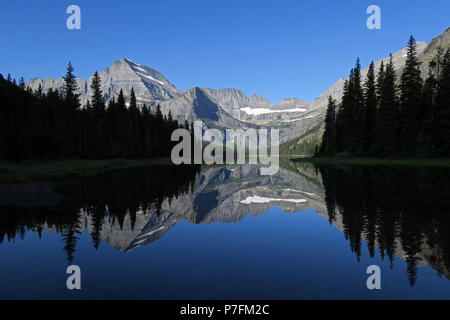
[241,107,307,115]
[136,71,165,86]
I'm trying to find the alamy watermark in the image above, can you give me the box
[366,265,381,290]
[171,121,279,175]
[66,265,81,290]
[66,5,81,30]
[366,5,381,30]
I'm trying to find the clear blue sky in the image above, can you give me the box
[0,0,449,103]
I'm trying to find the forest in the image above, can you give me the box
[0,63,191,162]
[319,36,450,157]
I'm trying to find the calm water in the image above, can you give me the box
[1,162,450,299]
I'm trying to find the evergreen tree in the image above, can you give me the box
[62,61,80,110]
[350,58,366,154]
[60,62,82,157]
[433,49,450,156]
[142,104,152,158]
[336,59,365,155]
[418,64,438,155]
[90,71,105,114]
[376,61,385,100]
[399,36,423,155]
[128,87,140,157]
[117,89,129,157]
[18,77,25,89]
[363,61,377,153]
[338,75,353,153]
[90,71,106,158]
[319,96,337,155]
[374,55,399,156]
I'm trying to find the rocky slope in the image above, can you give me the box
[28,58,182,107]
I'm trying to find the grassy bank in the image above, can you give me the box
[0,158,172,184]
[291,156,450,167]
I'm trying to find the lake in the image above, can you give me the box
[1,161,450,299]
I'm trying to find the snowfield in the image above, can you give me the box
[241,107,306,115]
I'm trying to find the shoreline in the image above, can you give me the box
[0,158,173,184]
[1,155,449,185]
[292,156,450,167]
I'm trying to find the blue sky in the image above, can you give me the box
[0,0,449,103]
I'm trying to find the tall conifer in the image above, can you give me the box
[399,36,423,155]
[363,62,377,153]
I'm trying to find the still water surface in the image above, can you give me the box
[0,162,449,299]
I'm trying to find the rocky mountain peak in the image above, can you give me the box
[27,58,182,106]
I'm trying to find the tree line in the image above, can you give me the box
[0,62,192,162]
[319,36,450,157]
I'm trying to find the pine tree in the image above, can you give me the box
[363,62,377,153]
[90,71,106,158]
[60,62,82,157]
[399,36,423,155]
[418,63,438,155]
[319,96,337,155]
[336,59,365,155]
[142,104,152,158]
[376,61,385,101]
[128,87,140,157]
[338,74,353,153]
[433,49,450,156]
[351,58,366,154]
[90,71,105,114]
[18,77,25,89]
[116,89,129,157]
[336,79,349,153]
[374,55,399,156]
[62,61,81,110]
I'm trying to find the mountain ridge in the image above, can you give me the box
[26,27,450,144]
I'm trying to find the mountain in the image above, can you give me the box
[28,58,182,106]
[285,27,450,150]
[26,59,316,141]
[419,27,450,75]
[26,28,450,145]
[307,41,428,117]
[309,28,450,120]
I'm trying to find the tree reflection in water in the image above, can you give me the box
[318,165,450,286]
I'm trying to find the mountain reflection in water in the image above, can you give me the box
[0,161,449,290]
